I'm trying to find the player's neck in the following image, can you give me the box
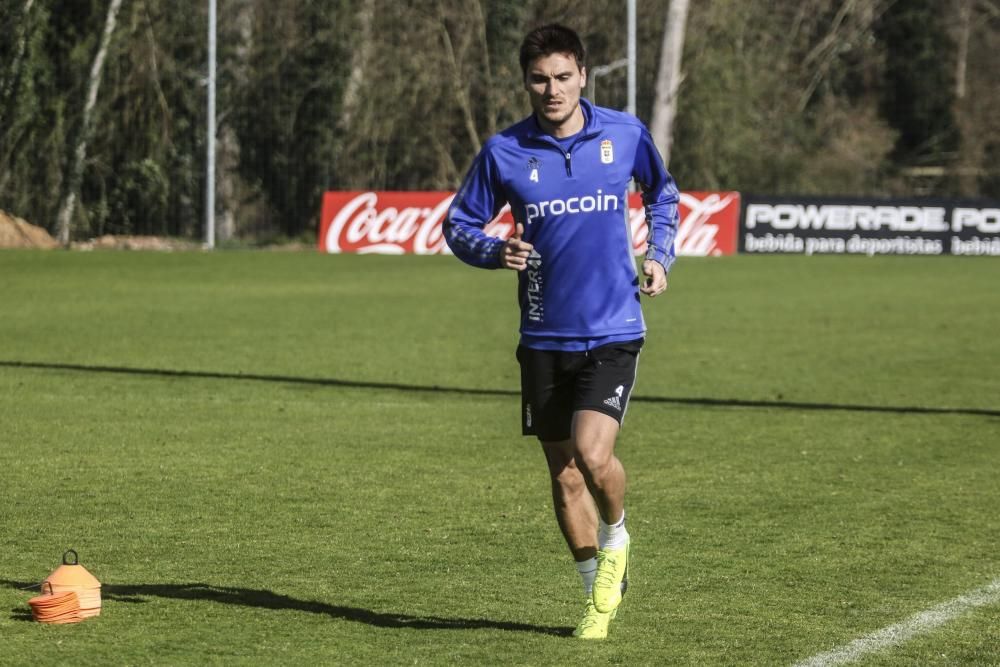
[539,106,585,139]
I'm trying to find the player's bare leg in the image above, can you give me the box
[572,410,630,614]
[541,439,598,561]
[570,410,625,523]
[541,438,617,639]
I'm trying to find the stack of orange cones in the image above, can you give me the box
[27,584,83,624]
[41,550,102,619]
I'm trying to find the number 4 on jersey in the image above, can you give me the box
[529,168,539,183]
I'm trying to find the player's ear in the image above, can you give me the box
[579,65,587,88]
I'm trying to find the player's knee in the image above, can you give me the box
[556,463,587,490]
[541,441,573,476]
[548,458,587,497]
[575,447,614,482]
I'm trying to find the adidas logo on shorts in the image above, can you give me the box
[603,385,625,411]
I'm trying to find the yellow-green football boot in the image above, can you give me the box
[592,540,629,613]
[573,600,618,640]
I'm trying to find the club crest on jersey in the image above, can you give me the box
[600,139,614,164]
[527,156,541,183]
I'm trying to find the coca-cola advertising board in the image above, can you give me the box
[318,190,740,257]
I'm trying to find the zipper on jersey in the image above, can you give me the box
[532,131,595,177]
[563,131,596,176]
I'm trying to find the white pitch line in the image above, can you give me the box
[794,577,1000,667]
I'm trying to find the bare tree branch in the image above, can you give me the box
[336,0,375,134]
[956,0,971,99]
[977,0,1000,19]
[472,0,496,137]
[801,0,857,69]
[797,0,878,112]
[438,14,481,154]
[141,1,173,146]
[0,0,38,129]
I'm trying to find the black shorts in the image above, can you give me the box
[517,338,644,441]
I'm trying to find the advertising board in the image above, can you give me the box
[741,196,1000,256]
[319,190,741,257]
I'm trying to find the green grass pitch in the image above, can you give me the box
[1,249,998,665]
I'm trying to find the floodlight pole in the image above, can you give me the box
[626,0,636,116]
[587,2,636,113]
[589,58,628,107]
[205,0,217,249]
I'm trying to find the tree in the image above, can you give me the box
[0,0,994,245]
[0,0,52,208]
[650,0,690,167]
[0,0,38,130]
[55,0,125,245]
[216,0,256,242]
[877,0,961,166]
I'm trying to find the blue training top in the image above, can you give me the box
[444,98,680,351]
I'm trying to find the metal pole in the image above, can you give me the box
[205,0,217,249]
[626,0,636,116]
[589,58,628,107]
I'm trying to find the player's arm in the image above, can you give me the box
[444,149,513,269]
[633,128,680,296]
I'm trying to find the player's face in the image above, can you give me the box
[524,52,587,138]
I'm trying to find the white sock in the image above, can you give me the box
[598,510,629,550]
[576,557,597,595]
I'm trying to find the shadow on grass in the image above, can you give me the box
[2,359,998,418]
[9,609,34,622]
[1,580,570,637]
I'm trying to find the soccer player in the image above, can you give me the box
[444,24,679,640]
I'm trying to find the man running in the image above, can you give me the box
[444,23,679,640]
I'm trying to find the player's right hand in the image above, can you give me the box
[501,223,533,271]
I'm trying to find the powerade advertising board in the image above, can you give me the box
[741,196,1000,256]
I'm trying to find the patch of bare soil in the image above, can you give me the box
[0,210,58,249]
[0,214,311,251]
[262,241,314,251]
[72,235,202,251]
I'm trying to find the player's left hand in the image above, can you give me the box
[640,259,667,297]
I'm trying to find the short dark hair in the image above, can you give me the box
[519,24,586,79]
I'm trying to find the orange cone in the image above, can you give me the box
[28,583,83,624]
[42,550,102,618]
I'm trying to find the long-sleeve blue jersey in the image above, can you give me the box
[445,98,679,351]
